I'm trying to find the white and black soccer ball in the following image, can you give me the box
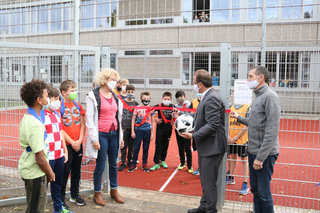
[175,114,194,133]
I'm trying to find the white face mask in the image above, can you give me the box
[163,100,171,105]
[193,83,199,93]
[122,85,126,92]
[107,80,117,90]
[247,75,261,89]
[49,100,61,111]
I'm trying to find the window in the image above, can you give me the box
[124,51,145,56]
[151,19,173,24]
[232,0,240,21]
[182,53,191,85]
[231,52,239,86]
[249,0,278,21]
[50,56,62,83]
[11,8,21,34]
[0,10,9,34]
[97,0,110,28]
[193,0,210,23]
[265,52,277,87]
[282,0,302,19]
[81,55,94,83]
[212,0,229,21]
[149,79,172,85]
[38,5,49,32]
[279,51,299,87]
[81,0,94,29]
[63,3,70,30]
[183,0,192,23]
[128,79,144,84]
[149,50,173,55]
[110,54,116,69]
[125,20,147,26]
[301,52,310,87]
[51,4,63,31]
[304,0,313,18]
[40,57,50,82]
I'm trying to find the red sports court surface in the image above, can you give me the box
[0,109,319,210]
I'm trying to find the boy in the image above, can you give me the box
[174,91,193,173]
[41,86,73,213]
[118,85,139,171]
[59,80,86,210]
[19,79,55,213]
[113,78,129,99]
[129,91,155,172]
[150,92,174,171]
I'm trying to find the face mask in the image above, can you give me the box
[197,93,202,98]
[141,100,150,106]
[107,81,117,90]
[41,97,50,109]
[67,92,77,101]
[163,100,171,105]
[122,86,126,92]
[116,86,122,92]
[49,100,61,111]
[177,98,185,103]
[127,93,135,99]
[193,84,199,93]
[247,75,261,89]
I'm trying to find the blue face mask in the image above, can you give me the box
[127,93,135,99]
[41,97,50,110]
[197,93,202,98]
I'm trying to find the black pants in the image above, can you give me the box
[154,127,172,164]
[61,144,83,201]
[175,129,192,168]
[121,128,134,166]
[23,175,47,213]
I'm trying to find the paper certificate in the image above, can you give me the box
[234,80,252,104]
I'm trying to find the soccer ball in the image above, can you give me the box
[175,114,194,133]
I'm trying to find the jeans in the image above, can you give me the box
[248,153,278,213]
[49,157,64,211]
[94,131,119,192]
[132,129,151,166]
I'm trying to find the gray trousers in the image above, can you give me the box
[198,152,224,213]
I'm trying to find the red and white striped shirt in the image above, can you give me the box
[44,110,64,160]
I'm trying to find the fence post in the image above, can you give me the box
[216,43,231,210]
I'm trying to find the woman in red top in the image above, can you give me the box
[85,68,124,206]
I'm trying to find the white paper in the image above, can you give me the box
[234,80,252,105]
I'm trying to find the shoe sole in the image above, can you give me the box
[226,182,236,185]
[69,198,86,206]
[178,167,185,170]
[128,167,137,172]
[150,166,160,171]
[93,198,106,206]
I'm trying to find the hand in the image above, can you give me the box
[155,118,163,124]
[47,172,55,182]
[178,132,193,139]
[120,140,124,149]
[253,159,264,170]
[230,111,239,119]
[171,109,180,119]
[228,136,232,142]
[151,133,155,141]
[132,132,136,139]
[64,153,68,164]
[122,129,125,133]
[71,141,80,152]
[93,141,100,150]
[229,137,235,144]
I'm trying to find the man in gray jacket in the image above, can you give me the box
[230,65,280,213]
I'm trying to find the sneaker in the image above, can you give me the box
[128,166,137,172]
[150,164,160,171]
[137,160,140,164]
[61,202,70,211]
[142,164,150,172]
[188,167,194,173]
[239,183,249,195]
[82,158,93,165]
[118,164,126,171]
[56,206,75,213]
[193,168,200,175]
[159,161,168,168]
[69,195,86,206]
[178,164,185,170]
[226,177,235,185]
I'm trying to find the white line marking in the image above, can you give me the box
[159,166,179,192]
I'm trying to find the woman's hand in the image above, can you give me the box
[120,140,124,149]
[93,141,101,150]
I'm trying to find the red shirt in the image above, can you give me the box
[99,92,118,133]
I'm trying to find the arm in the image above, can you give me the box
[231,128,248,143]
[72,115,85,151]
[62,130,75,146]
[61,131,68,163]
[131,114,136,139]
[35,150,55,182]
[237,115,249,126]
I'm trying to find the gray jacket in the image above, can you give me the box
[238,85,280,162]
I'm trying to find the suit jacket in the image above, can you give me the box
[192,88,227,157]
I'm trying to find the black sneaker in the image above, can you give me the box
[62,201,70,210]
[69,195,86,206]
[118,164,126,171]
[128,166,137,172]
[142,164,150,172]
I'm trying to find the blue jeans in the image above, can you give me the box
[249,153,278,213]
[49,156,64,212]
[132,129,151,166]
[94,131,119,192]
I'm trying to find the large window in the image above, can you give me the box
[0,10,9,34]
[212,0,229,21]
[81,55,94,83]
[51,4,69,31]
[249,0,278,21]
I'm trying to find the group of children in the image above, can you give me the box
[19,79,85,213]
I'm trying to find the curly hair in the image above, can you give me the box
[20,79,48,107]
[95,68,120,87]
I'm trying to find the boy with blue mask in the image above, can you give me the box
[118,85,139,171]
[150,92,175,171]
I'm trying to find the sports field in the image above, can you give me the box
[0,108,319,211]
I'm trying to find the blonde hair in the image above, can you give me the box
[95,68,120,87]
[117,78,129,85]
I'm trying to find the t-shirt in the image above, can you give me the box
[44,110,64,160]
[99,93,118,133]
[60,101,85,144]
[133,107,155,131]
[122,99,139,129]
[154,103,174,129]
[18,114,48,179]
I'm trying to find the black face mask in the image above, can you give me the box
[141,100,151,106]
[116,87,122,92]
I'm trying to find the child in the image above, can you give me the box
[19,79,55,213]
[129,91,155,172]
[41,86,73,213]
[118,85,139,171]
[113,78,129,99]
[174,91,193,173]
[59,80,86,210]
[150,92,174,171]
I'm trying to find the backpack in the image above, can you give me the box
[60,99,81,117]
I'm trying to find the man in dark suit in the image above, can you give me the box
[177,69,227,213]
